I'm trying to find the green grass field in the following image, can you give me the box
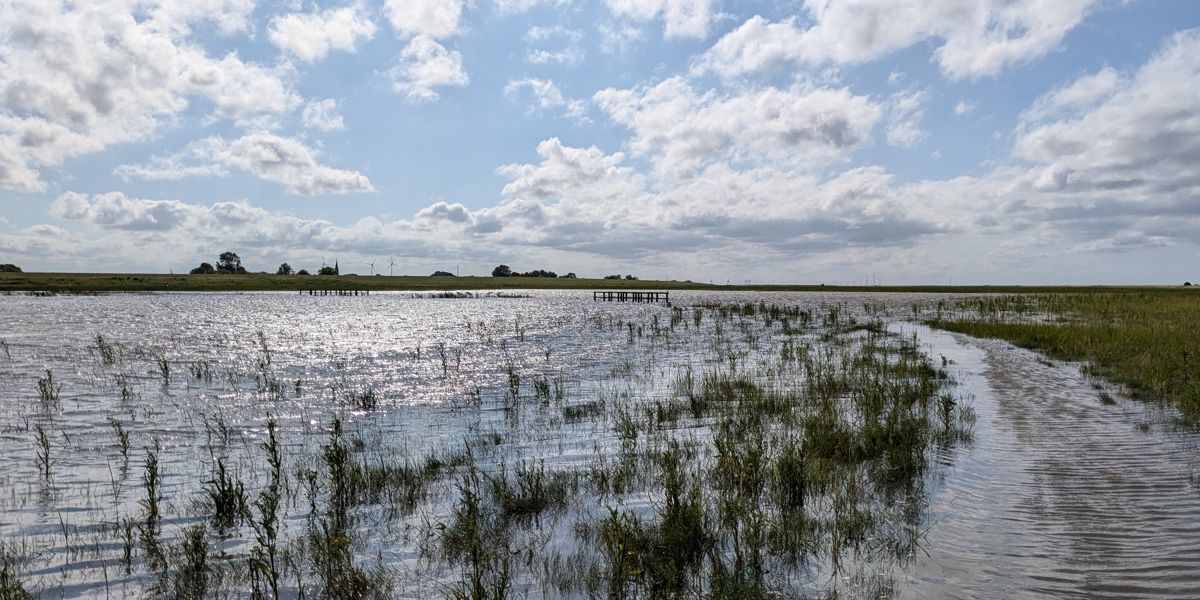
[0,271,1187,294]
[928,290,1200,418]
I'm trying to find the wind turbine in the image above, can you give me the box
[388,257,397,277]
[368,258,376,276]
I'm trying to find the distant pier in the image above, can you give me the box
[302,289,370,296]
[593,290,670,303]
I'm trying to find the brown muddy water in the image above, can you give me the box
[0,290,1197,598]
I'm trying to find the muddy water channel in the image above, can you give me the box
[0,291,1197,598]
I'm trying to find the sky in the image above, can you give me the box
[1,0,1198,284]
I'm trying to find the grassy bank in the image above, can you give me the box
[0,271,1184,294]
[927,290,1200,418]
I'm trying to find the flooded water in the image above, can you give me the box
[904,326,1200,599]
[1,290,1197,598]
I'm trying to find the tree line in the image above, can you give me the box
[184,254,641,281]
[490,265,578,278]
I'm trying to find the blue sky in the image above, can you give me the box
[1,0,1199,284]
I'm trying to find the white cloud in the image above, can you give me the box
[113,150,230,182]
[23,191,495,272]
[498,138,642,203]
[197,55,301,126]
[1020,66,1121,123]
[114,132,374,195]
[504,79,588,121]
[526,47,586,65]
[522,25,585,65]
[694,2,1098,80]
[598,21,643,54]
[416,201,474,223]
[384,0,466,39]
[0,0,300,191]
[388,36,470,102]
[594,77,882,176]
[954,100,975,116]
[524,25,583,44]
[1014,30,1200,196]
[494,0,572,14]
[219,132,373,196]
[302,99,346,131]
[885,89,927,147]
[51,191,205,231]
[149,0,259,36]
[604,0,715,39]
[268,6,376,63]
[690,16,806,78]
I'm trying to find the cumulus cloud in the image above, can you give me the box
[15,190,506,272]
[504,79,588,121]
[0,0,300,191]
[115,132,374,195]
[388,36,469,102]
[594,77,881,176]
[416,201,474,223]
[268,6,376,63]
[604,0,715,39]
[1015,30,1200,196]
[384,0,465,39]
[51,192,203,231]
[302,99,346,131]
[487,138,950,259]
[498,138,643,202]
[694,1,1097,79]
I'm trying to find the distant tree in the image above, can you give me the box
[217,252,246,274]
[519,269,557,278]
[625,274,638,280]
[432,270,455,277]
[297,269,311,275]
[190,262,216,275]
[276,263,293,275]
[563,272,577,279]
[1185,281,1193,287]
[492,265,513,277]
[0,263,21,273]
[604,274,621,280]
[317,266,338,276]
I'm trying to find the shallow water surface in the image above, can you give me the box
[0,290,1197,598]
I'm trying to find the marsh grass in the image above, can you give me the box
[36,370,61,412]
[0,544,32,599]
[139,446,165,571]
[108,417,130,462]
[203,457,250,532]
[2,298,976,599]
[927,291,1200,418]
[33,425,52,480]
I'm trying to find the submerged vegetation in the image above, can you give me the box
[926,290,1200,418]
[0,294,977,598]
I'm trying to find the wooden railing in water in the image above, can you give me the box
[593,290,670,303]
[301,289,370,296]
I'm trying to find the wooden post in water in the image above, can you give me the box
[592,290,670,303]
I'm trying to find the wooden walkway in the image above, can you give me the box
[593,290,670,303]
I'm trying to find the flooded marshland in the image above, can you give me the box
[1,291,1198,598]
